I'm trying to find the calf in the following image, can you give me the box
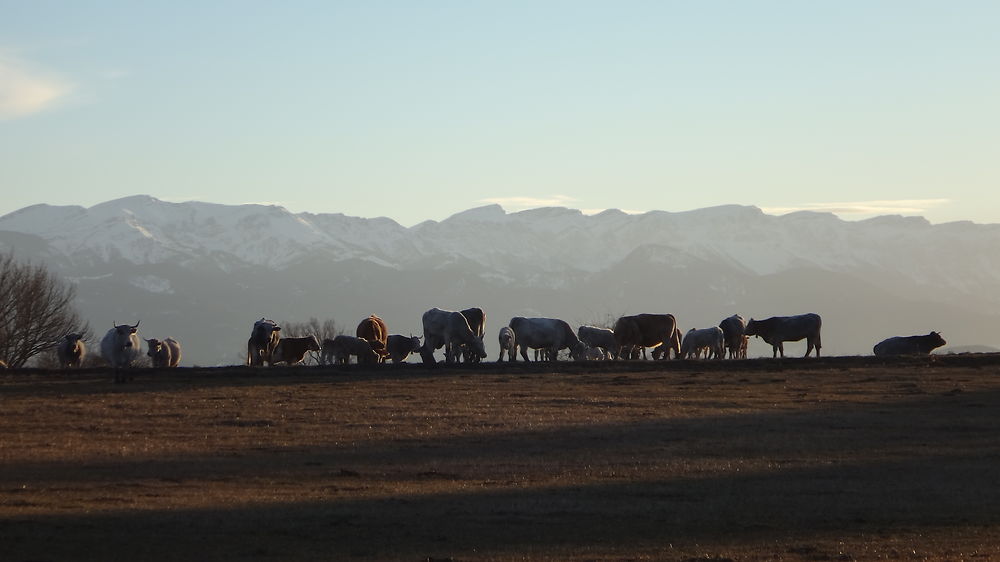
[322,335,381,365]
[271,335,321,365]
[498,326,516,362]
[386,334,423,363]
[577,325,619,359]
[146,337,182,368]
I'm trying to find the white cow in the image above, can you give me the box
[509,317,590,362]
[497,326,516,362]
[577,325,619,359]
[420,307,488,364]
[680,326,725,360]
[101,321,141,382]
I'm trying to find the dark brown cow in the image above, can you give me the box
[873,332,946,356]
[651,326,683,360]
[613,313,677,360]
[456,307,486,363]
[356,315,389,363]
[271,335,320,365]
[56,333,86,368]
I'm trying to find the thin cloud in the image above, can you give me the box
[0,52,72,120]
[762,199,951,217]
[581,208,645,216]
[480,195,578,211]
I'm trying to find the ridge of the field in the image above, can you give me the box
[5,353,1000,381]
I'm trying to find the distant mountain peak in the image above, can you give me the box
[443,204,507,222]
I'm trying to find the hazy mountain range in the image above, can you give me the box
[2,195,999,365]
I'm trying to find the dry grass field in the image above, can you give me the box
[1,355,998,561]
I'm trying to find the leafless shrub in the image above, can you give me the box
[278,317,344,366]
[0,253,91,368]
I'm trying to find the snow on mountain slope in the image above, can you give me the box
[2,195,1000,303]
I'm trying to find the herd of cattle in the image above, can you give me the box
[32,308,949,379]
[237,308,948,370]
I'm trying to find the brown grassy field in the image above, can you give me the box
[2,355,998,561]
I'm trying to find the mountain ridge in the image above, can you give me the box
[1,195,998,365]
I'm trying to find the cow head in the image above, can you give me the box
[408,335,423,352]
[251,319,280,347]
[928,331,947,348]
[64,333,84,346]
[145,338,163,357]
[569,342,591,361]
[112,321,140,349]
[744,319,759,338]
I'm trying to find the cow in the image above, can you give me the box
[56,333,86,368]
[497,326,517,362]
[419,307,488,364]
[652,326,684,360]
[873,332,946,356]
[100,321,141,382]
[577,325,620,359]
[680,327,725,360]
[744,313,822,358]
[146,337,181,368]
[271,335,321,365]
[737,334,749,359]
[509,317,590,362]
[386,334,423,363]
[356,315,389,363]
[719,314,746,359]
[322,335,381,365]
[454,307,486,363]
[247,318,281,366]
[613,314,677,360]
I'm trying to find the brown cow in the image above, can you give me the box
[455,307,486,363]
[651,326,682,360]
[613,313,677,360]
[271,336,321,365]
[356,315,389,363]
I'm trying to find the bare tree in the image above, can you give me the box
[0,253,91,368]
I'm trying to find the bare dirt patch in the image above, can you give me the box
[2,355,999,561]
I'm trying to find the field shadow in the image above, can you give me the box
[3,386,998,560]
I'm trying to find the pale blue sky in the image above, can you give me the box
[2,1,998,225]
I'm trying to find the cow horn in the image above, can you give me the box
[133,320,140,328]
[113,321,118,328]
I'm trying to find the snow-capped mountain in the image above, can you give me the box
[2,195,999,365]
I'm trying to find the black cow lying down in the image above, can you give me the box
[873,332,946,356]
